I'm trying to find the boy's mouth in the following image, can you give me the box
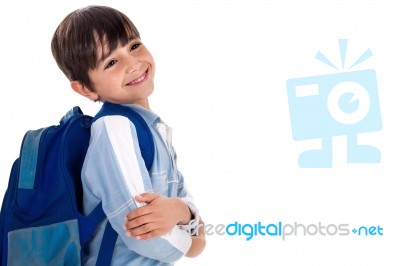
[126,69,148,86]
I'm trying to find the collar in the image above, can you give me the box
[122,103,160,126]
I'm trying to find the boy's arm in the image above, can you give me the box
[124,193,193,240]
[125,193,206,257]
[123,116,203,239]
[124,169,201,240]
[84,116,192,263]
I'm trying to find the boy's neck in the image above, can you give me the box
[133,99,150,110]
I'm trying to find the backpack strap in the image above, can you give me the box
[91,102,155,265]
[96,221,119,266]
[18,128,47,190]
[93,101,155,170]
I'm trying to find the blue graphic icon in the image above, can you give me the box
[286,39,382,168]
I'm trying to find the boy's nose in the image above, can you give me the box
[125,58,140,74]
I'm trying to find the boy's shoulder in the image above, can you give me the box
[93,102,156,170]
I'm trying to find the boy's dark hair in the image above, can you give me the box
[51,5,141,90]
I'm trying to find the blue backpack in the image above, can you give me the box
[0,102,154,266]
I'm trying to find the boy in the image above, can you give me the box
[51,5,205,265]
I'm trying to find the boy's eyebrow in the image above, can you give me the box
[97,51,111,66]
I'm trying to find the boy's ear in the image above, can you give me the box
[70,81,99,101]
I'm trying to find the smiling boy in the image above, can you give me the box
[51,5,205,265]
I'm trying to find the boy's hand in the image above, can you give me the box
[124,193,192,240]
[186,218,206,258]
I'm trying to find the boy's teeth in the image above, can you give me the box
[131,72,146,84]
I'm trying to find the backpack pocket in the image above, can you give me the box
[7,219,80,266]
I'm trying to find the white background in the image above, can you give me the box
[1,0,400,265]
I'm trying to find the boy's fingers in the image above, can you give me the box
[135,229,165,240]
[127,226,166,240]
[126,223,158,239]
[135,192,160,203]
[125,213,153,229]
[125,206,152,221]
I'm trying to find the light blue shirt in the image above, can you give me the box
[81,104,199,265]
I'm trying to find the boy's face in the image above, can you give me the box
[83,37,155,108]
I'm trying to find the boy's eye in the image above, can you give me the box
[130,43,141,51]
[105,60,117,69]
